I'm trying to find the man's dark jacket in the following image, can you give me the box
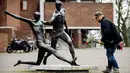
[100,17,122,48]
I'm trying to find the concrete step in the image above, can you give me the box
[28,65,98,73]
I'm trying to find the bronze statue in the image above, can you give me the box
[43,1,79,66]
[5,10,77,66]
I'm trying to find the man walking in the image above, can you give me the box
[94,11,122,73]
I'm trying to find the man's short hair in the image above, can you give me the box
[94,11,103,18]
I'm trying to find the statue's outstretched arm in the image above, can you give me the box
[5,10,31,23]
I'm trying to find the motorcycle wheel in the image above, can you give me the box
[23,46,30,53]
[6,46,13,53]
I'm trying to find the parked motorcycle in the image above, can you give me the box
[6,38,31,53]
[28,40,37,52]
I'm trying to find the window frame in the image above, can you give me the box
[21,0,28,11]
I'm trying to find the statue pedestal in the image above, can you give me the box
[28,65,98,73]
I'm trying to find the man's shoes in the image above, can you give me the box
[113,68,120,73]
[102,66,111,73]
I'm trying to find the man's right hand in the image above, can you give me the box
[98,40,104,45]
[98,40,102,44]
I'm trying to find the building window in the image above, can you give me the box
[21,0,27,10]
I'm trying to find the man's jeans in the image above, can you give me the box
[106,48,119,70]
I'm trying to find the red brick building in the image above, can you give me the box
[0,0,113,52]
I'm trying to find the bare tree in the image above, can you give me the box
[116,0,130,47]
